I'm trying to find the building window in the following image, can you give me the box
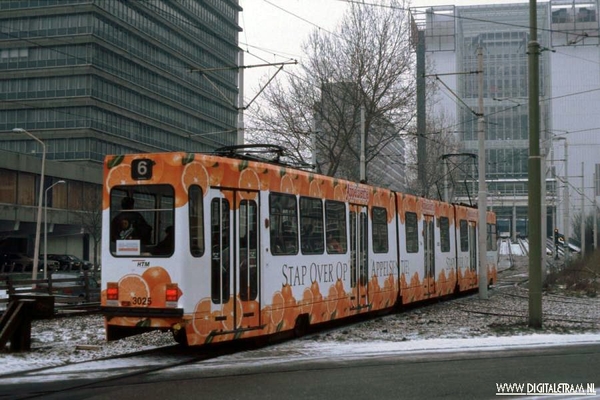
[0,169,17,204]
[17,171,36,206]
[68,180,83,210]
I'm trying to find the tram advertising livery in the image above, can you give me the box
[100,145,498,346]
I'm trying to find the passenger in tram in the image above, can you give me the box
[111,196,152,246]
[281,220,297,254]
[153,225,174,255]
[118,218,134,240]
[327,229,343,253]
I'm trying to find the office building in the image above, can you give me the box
[416,0,600,240]
[0,0,242,259]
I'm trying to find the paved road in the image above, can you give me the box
[21,343,600,400]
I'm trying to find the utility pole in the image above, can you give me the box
[417,30,427,189]
[477,45,488,299]
[513,187,517,242]
[528,0,543,328]
[554,136,569,261]
[360,105,366,183]
[563,139,569,262]
[444,158,449,202]
[237,50,245,145]
[581,162,585,258]
[541,141,547,281]
[594,172,598,251]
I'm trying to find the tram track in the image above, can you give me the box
[3,245,599,399]
[3,339,265,400]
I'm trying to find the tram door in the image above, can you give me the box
[350,205,368,309]
[211,189,260,331]
[469,222,478,285]
[423,215,436,297]
[237,194,260,328]
[210,194,233,330]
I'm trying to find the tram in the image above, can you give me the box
[100,146,497,346]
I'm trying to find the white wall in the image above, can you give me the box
[549,46,600,235]
[428,51,459,125]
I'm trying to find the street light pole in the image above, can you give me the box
[13,128,45,281]
[44,180,65,279]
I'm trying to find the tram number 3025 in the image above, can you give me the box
[132,297,152,306]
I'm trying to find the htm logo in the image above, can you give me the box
[134,260,150,267]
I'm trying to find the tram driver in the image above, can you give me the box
[111,196,152,247]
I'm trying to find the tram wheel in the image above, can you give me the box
[173,327,188,347]
[293,314,309,338]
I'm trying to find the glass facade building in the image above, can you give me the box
[0,0,242,164]
[420,3,551,188]
[417,0,600,239]
[0,0,241,261]
[416,3,552,236]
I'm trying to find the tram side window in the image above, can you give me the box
[372,207,388,253]
[325,200,347,254]
[189,185,204,257]
[211,198,230,304]
[487,223,498,251]
[300,197,324,255]
[460,220,469,252]
[152,193,175,256]
[270,193,298,255]
[405,212,418,253]
[440,216,450,252]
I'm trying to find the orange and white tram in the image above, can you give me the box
[101,148,498,346]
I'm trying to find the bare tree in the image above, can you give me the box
[572,211,597,251]
[71,186,102,271]
[403,113,463,200]
[247,0,415,181]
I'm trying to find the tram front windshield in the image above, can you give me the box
[110,185,174,257]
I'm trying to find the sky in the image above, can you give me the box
[238,0,348,106]
[237,0,527,107]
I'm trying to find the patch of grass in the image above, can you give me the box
[487,322,584,335]
[545,250,600,297]
[488,322,530,334]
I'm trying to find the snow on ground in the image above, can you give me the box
[1,255,599,377]
[184,333,600,375]
[511,241,525,256]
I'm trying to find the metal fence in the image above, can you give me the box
[0,271,101,310]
